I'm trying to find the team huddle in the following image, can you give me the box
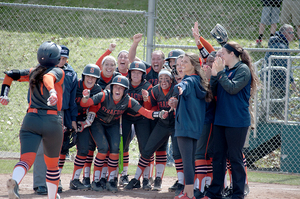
[1,22,260,199]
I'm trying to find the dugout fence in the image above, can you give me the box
[1,0,300,174]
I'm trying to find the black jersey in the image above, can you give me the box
[98,71,121,90]
[76,79,102,121]
[150,83,177,126]
[90,90,142,126]
[124,79,152,121]
[143,61,159,86]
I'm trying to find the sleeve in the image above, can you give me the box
[89,104,100,113]
[174,78,194,96]
[69,72,78,122]
[200,36,215,53]
[128,97,154,120]
[217,65,251,95]
[210,75,219,97]
[44,67,64,91]
[128,97,142,112]
[95,49,112,70]
[150,89,158,107]
[90,91,105,105]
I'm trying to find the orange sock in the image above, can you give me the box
[107,153,119,181]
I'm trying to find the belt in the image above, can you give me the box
[27,108,58,115]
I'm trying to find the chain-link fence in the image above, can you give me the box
[1,1,300,174]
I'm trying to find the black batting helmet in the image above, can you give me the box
[82,64,101,83]
[128,61,147,80]
[165,49,185,62]
[37,41,61,67]
[110,75,129,95]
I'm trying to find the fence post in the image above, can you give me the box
[146,0,156,63]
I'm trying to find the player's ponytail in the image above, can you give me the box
[184,53,213,102]
[29,64,48,91]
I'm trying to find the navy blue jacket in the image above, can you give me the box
[174,74,207,140]
[61,63,78,129]
[211,61,251,127]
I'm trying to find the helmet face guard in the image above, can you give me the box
[37,41,61,67]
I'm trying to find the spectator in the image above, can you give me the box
[280,0,300,48]
[264,24,297,119]
[256,0,282,46]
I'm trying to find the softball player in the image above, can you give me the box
[119,61,153,187]
[79,75,167,193]
[204,42,259,199]
[1,41,63,199]
[81,55,122,186]
[69,64,102,191]
[125,69,177,191]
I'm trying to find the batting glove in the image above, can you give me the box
[152,110,168,119]
[47,89,58,106]
[82,89,90,99]
[0,96,9,105]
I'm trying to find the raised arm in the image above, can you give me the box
[128,33,143,63]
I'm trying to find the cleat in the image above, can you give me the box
[142,178,152,191]
[124,178,141,190]
[34,186,47,195]
[69,179,88,190]
[168,180,179,192]
[119,175,129,186]
[82,177,91,189]
[244,183,250,196]
[91,180,104,192]
[99,178,107,190]
[56,193,61,199]
[222,186,233,198]
[57,180,63,193]
[106,179,118,193]
[152,177,162,191]
[175,183,185,196]
[194,188,204,199]
[7,179,20,199]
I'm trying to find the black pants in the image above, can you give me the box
[206,125,248,199]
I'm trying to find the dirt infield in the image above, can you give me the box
[0,173,300,199]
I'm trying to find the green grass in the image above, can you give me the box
[2,159,300,186]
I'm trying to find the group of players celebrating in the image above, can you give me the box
[1,22,259,199]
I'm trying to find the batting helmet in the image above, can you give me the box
[165,49,185,62]
[37,41,61,67]
[110,75,129,95]
[128,61,147,80]
[82,64,101,83]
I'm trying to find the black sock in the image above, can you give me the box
[258,34,263,40]
[270,33,274,37]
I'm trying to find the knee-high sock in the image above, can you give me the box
[243,153,248,184]
[83,150,94,178]
[58,154,66,174]
[155,151,167,179]
[134,156,151,180]
[93,153,106,181]
[149,154,154,178]
[175,158,184,185]
[108,153,119,181]
[101,153,109,179]
[206,158,213,186]
[12,152,34,184]
[72,155,86,180]
[45,155,60,199]
[121,151,129,176]
[194,159,207,192]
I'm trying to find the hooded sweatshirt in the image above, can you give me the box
[174,74,207,140]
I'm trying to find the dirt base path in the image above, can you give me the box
[0,173,299,199]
